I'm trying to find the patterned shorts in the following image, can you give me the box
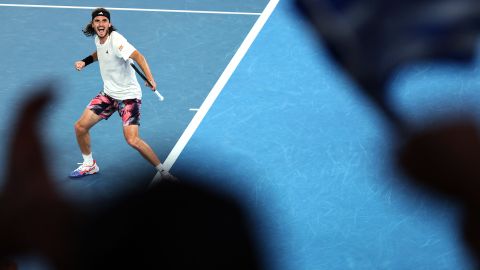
[87,92,141,126]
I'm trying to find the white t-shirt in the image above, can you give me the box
[95,31,142,100]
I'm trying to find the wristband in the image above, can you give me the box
[82,55,94,66]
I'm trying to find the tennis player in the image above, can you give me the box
[70,8,174,180]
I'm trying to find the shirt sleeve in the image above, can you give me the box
[111,32,137,61]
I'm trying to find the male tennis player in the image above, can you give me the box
[70,8,174,180]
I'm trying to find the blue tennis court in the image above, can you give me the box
[1,0,479,269]
[0,0,271,197]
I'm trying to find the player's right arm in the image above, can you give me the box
[75,51,97,71]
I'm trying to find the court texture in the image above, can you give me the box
[1,0,480,269]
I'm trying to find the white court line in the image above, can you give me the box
[152,0,280,183]
[189,108,199,111]
[0,3,262,15]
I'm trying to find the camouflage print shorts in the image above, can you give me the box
[87,92,141,126]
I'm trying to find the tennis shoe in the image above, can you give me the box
[69,160,99,178]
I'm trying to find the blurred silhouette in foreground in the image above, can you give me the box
[397,117,480,266]
[297,0,480,268]
[0,258,17,270]
[0,86,265,269]
[297,0,480,132]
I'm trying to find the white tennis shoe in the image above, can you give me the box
[69,160,100,178]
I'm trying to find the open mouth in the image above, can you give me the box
[97,27,106,36]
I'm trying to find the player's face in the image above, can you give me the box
[92,16,111,39]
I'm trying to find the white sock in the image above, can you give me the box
[82,153,94,165]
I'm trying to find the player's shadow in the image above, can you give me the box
[0,86,266,270]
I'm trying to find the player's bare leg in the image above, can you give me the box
[123,125,176,181]
[75,109,102,155]
[69,109,102,178]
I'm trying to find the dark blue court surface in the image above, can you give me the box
[2,0,480,269]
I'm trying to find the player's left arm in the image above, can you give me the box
[130,50,156,90]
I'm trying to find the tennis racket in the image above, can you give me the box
[130,63,164,101]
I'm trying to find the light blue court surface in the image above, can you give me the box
[1,0,480,269]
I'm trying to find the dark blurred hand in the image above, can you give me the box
[0,88,76,270]
[398,118,480,204]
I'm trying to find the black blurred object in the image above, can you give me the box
[398,118,480,203]
[296,0,480,131]
[0,86,265,270]
[397,118,480,268]
[0,258,17,270]
[74,179,262,270]
[0,87,77,270]
[297,0,480,268]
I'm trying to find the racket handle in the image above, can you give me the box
[130,63,164,101]
[154,90,164,101]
